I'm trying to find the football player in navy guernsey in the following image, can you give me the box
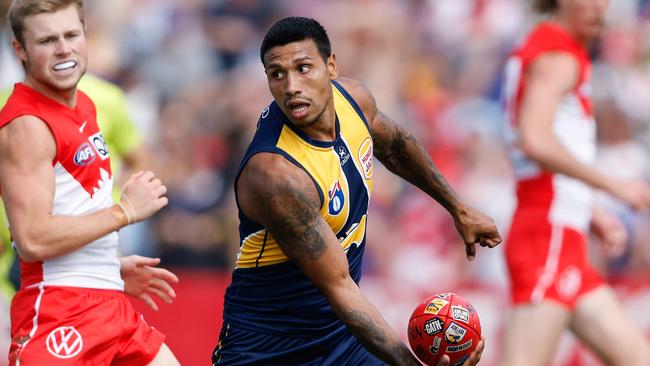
[212,16,502,366]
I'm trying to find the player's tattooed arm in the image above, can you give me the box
[237,153,421,366]
[338,77,502,258]
[337,77,461,212]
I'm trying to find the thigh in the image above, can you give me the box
[507,223,603,308]
[144,343,179,366]
[109,297,166,366]
[500,301,571,366]
[570,285,650,366]
[10,286,118,366]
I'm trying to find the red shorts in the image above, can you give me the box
[506,208,603,309]
[9,286,165,365]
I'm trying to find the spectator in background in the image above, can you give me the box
[500,0,650,365]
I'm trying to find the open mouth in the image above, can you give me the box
[287,100,311,119]
[53,61,77,72]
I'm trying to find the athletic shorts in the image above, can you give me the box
[9,285,165,365]
[212,322,387,366]
[506,208,603,309]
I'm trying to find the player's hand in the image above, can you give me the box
[590,206,627,258]
[607,179,650,211]
[452,205,502,260]
[120,255,179,311]
[433,338,484,366]
[119,171,168,224]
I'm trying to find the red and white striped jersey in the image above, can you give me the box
[0,83,122,291]
[502,22,596,232]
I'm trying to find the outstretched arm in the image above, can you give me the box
[238,153,420,365]
[337,78,501,258]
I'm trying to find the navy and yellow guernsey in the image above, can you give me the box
[223,80,374,336]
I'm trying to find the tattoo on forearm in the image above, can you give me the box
[338,308,418,365]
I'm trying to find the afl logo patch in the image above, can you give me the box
[46,326,83,359]
[328,180,345,215]
[74,142,96,166]
[358,137,373,180]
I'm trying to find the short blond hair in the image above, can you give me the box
[8,0,84,45]
[532,0,558,13]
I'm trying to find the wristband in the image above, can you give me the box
[117,202,132,225]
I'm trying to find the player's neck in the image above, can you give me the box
[306,107,337,142]
[23,76,78,108]
[551,18,590,46]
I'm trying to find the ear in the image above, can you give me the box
[327,53,338,80]
[12,37,28,63]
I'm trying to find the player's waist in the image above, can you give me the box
[19,233,123,290]
[224,262,344,336]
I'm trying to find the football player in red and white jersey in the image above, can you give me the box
[0,1,179,365]
[500,1,650,365]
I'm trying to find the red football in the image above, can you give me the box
[407,293,481,366]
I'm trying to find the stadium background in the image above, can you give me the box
[1,0,650,365]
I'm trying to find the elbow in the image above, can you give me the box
[14,238,46,262]
[518,136,545,161]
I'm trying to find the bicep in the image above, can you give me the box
[238,153,351,290]
[0,117,56,235]
[519,52,579,135]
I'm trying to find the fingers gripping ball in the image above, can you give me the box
[407,293,481,366]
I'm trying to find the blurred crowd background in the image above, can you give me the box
[2,0,650,365]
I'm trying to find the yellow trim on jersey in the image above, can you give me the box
[236,84,373,268]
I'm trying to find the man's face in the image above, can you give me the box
[559,0,609,40]
[13,5,87,94]
[263,39,338,128]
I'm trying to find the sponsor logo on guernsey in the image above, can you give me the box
[358,137,373,180]
[328,180,345,215]
[46,326,83,359]
[78,120,87,133]
[88,132,109,160]
[446,340,472,353]
[429,336,442,354]
[337,145,350,165]
[74,142,96,166]
[261,104,270,119]
[424,317,444,336]
[451,305,470,323]
[424,298,449,315]
[445,322,467,344]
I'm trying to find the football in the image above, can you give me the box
[407,293,481,366]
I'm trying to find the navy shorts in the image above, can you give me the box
[212,322,387,366]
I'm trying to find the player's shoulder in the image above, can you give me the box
[334,77,376,119]
[0,114,55,153]
[245,152,303,183]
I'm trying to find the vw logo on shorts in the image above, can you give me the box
[46,326,83,359]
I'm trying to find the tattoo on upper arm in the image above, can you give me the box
[263,175,328,261]
[371,114,426,177]
[371,113,459,209]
